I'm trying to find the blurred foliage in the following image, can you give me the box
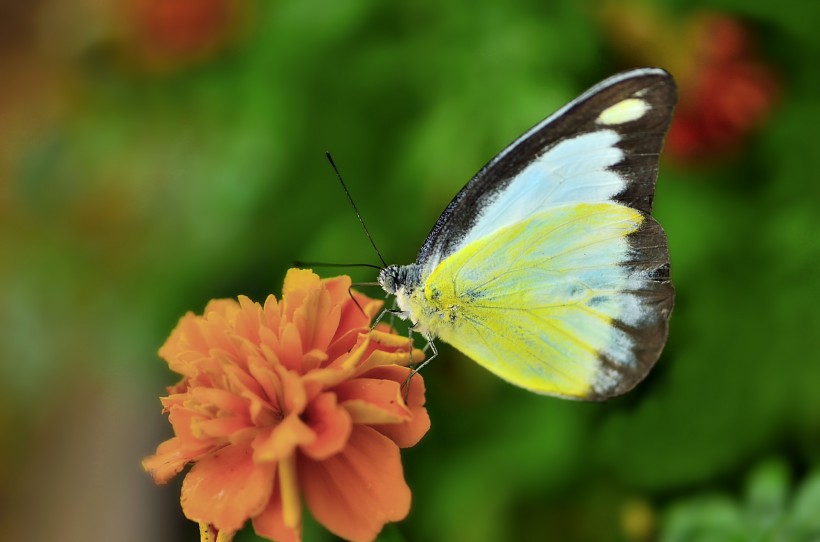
[1,0,820,541]
[661,459,820,541]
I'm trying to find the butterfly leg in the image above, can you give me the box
[371,308,406,331]
[409,335,438,376]
[388,298,399,330]
[402,330,438,401]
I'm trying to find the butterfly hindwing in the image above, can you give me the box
[422,202,670,399]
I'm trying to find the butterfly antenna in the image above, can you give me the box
[293,261,383,270]
[325,152,388,268]
[345,283,383,317]
[347,286,366,317]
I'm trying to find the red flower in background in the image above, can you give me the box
[598,3,779,162]
[119,0,247,70]
[665,14,779,161]
[133,0,230,54]
[143,269,430,542]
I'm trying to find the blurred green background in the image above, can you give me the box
[2,0,820,541]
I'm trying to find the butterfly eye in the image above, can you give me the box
[378,266,399,294]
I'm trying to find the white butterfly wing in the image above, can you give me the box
[402,68,676,400]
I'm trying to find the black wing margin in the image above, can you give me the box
[416,67,678,268]
[589,214,674,400]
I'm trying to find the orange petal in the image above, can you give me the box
[299,426,411,542]
[277,364,307,414]
[300,392,352,460]
[281,269,321,323]
[368,328,415,350]
[300,348,329,374]
[200,311,239,358]
[233,295,263,345]
[252,470,301,542]
[258,326,283,364]
[166,376,191,395]
[357,344,424,374]
[320,274,352,309]
[160,392,187,412]
[278,322,304,372]
[364,366,430,448]
[303,334,370,395]
[328,333,371,372]
[326,327,363,364]
[167,404,221,450]
[203,298,243,319]
[241,387,279,429]
[221,359,267,402]
[261,294,282,334]
[181,443,276,533]
[314,301,342,353]
[300,365,355,399]
[193,417,253,441]
[168,352,218,384]
[190,387,249,418]
[247,355,284,413]
[335,378,410,425]
[336,287,382,334]
[249,361,306,418]
[293,283,337,352]
[160,311,205,359]
[143,436,211,483]
[252,414,314,463]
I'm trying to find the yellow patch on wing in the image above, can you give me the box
[597,98,650,125]
[415,202,645,398]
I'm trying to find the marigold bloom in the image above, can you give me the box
[143,269,430,542]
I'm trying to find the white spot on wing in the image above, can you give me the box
[597,98,650,125]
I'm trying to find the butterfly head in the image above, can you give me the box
[378,264,422,295]
[378,263,425,328]
[377,265,404,295]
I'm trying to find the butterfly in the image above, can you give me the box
[377,67,677,400]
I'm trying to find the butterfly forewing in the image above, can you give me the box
[417,68,676,269]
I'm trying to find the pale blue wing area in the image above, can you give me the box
[417,202,672,399]
[456,130,626,253]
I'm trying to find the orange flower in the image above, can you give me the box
[143,269,430,542]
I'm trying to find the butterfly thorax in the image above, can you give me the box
[379,262,469,339]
